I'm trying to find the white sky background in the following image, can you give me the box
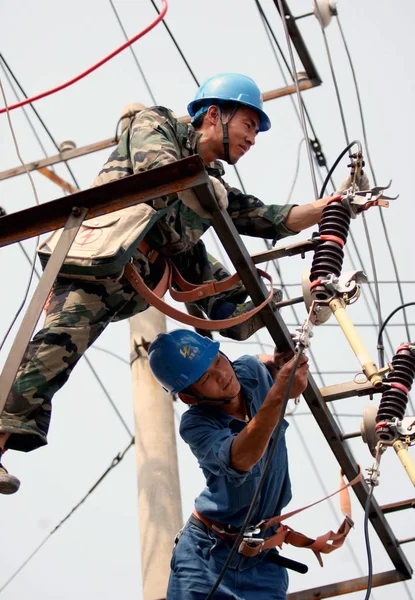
[0,0,414,598]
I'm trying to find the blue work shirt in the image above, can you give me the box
[180,355,292,528]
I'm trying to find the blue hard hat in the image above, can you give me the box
[187,73,271,132]
[148,330,220,395]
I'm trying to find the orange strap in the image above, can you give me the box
[194,470,362,566]
[169,263,242,303]
[123,260,275,331]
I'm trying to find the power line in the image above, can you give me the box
[0,437,135,595]
[335,12,412,344]
[108,0,157,105]
[0,53,81,189]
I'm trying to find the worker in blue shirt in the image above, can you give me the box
[148,329,309,599]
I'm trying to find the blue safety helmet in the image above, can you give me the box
[148,330,220,395]
[187,73,271,132]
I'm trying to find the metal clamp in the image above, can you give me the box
[342,180,398,217]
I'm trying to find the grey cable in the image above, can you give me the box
[0,438,135,595]
[108,0,157,105]
[0,53,81,189]
[335,12,411,344]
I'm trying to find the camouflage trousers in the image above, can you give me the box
[0,242,247,452]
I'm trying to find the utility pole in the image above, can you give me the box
[130,308,182,600]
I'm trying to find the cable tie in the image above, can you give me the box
[320,234,345,248]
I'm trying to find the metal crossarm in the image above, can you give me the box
[0,156,208,248]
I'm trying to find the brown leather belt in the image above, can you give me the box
[189,513,308,574]
[189,471,361,566]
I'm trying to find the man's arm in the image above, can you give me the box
[283,197,338,232]
[230,354,309,472]
[221,177,338,241]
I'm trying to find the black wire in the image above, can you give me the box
[0,63,50,159]
[377,303,415,368]
[318,140,360,198]
[0,437,135,594]
[0,241,38,351]
[313,1,350,146]
[149,0,200,86]
[253,0,319,141]
[363,484,375,600]
[108,0,157,105]
[205,349,304,599]
[0,53,80,190]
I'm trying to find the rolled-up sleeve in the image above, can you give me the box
[180,412,261,486]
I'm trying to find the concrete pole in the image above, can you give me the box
[130,308,183,600]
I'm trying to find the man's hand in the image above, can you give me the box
[258,346,293,380]
[270,353,309,401]
[209,176,228,210]
[337,171,370,193]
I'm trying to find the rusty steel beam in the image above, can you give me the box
[286,569,409,599]
[0,155,206,248]
[251,239,317,264]
[0,207,88,412]
[0,80,317,184]
[193,184,413,579]
[320,379,385,402]
[273,0,322,84]
[381,499,415,514]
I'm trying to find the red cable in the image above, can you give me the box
[0,0,168,114]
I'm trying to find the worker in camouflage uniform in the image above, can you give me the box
[0,73,337,494]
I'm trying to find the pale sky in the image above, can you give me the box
[0,1,414,599]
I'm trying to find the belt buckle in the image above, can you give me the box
[243,525,261,537]
[211,523,226,535]
[242,537,265,550]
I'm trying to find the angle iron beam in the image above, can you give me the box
[381,499,415,514]
[273,0,322,84]
[0,80,317,184]
[320,380,384,402]
[0,207,88,412]
[251,239,317,264]
[0,156,206,248]
[192,185,413,577]
[286,569,409,600]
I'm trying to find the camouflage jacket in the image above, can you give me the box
[92,106,297,256]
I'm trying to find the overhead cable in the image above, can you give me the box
[335,11,411,344]
[0,76,39,350]
[313,5,384,345]
[275,0,318,199]
[0,0,168,114]
[0,53,80,189]
[108,0,157,105]
[0,437,135,595]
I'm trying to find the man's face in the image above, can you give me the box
[225,105,260,164]
[189,352,241,401]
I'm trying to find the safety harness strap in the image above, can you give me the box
[193,470,361,565]
[123,257,275,331]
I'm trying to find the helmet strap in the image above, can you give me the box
[217,104,238,165]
